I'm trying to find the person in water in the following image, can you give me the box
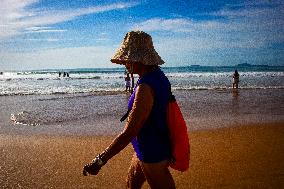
[83,31,175,189]
[233,69,240,89]
[131,73,135,93]
[125,73,131,92]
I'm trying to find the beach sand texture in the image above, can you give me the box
[1,123,283,189]
[1,89,284,188]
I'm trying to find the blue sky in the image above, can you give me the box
[0,0,283,70]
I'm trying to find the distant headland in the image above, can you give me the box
[236,63,269,67]
[187,63,273,68]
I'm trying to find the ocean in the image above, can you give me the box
[0,65,283,135]
[1,65,283,96]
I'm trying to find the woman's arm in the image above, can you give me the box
[83,83,154,176]
[101,83,154,163]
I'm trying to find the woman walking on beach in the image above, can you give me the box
[83,31,175,189]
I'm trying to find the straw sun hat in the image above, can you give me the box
[111,31,165,66]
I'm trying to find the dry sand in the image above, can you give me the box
[1,122,283,189]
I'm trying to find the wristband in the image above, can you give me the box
[92,154,105,167]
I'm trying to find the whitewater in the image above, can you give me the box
[0,66,283,96]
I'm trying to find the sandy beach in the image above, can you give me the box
[0,89,284,188]
[1,123,283,188]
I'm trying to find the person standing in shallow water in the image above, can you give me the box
[125,73,131,92]
[83,31,176,189]
[131,73,135,93]
[233,69,240,89]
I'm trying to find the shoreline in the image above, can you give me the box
[1,122,283,188]
[0,87,283,97]
[1,88,283,136]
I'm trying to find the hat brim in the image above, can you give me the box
[110,59,141,65]
[110,31,165,66]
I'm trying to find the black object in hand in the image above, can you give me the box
[83,161,101,176]
[83,156,105,176]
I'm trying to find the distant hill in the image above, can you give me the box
[237,63,252,67]
[236,63,269,67]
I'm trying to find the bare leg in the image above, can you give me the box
[126,154,146,189]
[140,159,176,189]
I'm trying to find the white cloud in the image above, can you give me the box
[0,46,117,70]
[0,0,137,40]
[25,38,59,42]
[24,26,67,33]
[133,1,284,52]
[133,18,194,32]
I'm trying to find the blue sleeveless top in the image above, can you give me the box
[128,68,171,163]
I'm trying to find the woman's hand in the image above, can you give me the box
[83,155,105,176]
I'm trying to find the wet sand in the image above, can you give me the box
[1,89,283,188]
[1,122,283,188]
[1,89,283,136]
